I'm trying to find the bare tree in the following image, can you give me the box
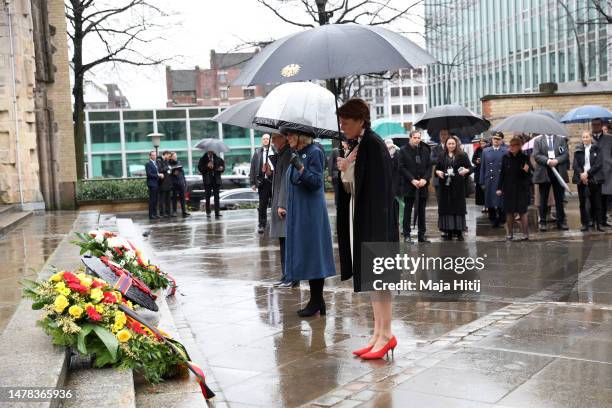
[66,0,173,180]
[589,0,612,24]
[557,0,588,86]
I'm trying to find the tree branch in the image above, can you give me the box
[256,0,315,27]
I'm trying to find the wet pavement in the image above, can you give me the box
[0,211,79,334]
[126,200,612,408]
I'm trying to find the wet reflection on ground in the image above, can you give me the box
[130,203,611,407]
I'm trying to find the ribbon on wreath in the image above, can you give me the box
[118,304,215,400]
[126,240,177,297]
[113,270,133,295]
[100,256,157,300]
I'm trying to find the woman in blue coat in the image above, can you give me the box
[278,123,335,317]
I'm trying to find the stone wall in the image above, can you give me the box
[481,90,612,149]
[0,0,43,207]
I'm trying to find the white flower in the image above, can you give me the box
[94,234,104,244]
[105,250,113,258]
[125,250,136,260]
[106,237,127,248]
[119,260,126,267]
[132,260,138,267]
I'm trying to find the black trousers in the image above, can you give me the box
[148,186,158,217]
[601,194,609,224]
[578,183,602,227]
[158,189,171,216]
[332,177,340,207]
[488,207,505,225]
[204,184,220,215]
[403,193,427,236]
[257,180,272,227]
[279,237,286,280]
[172,184,187,214]
[538,172,566,226]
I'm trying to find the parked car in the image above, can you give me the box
[199,187,259,211]
[185,175,250,207]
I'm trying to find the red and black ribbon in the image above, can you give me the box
[100,256,157,300]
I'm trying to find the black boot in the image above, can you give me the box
[456,231,464,241]
[442,232,452,241]
[297,279,326,317]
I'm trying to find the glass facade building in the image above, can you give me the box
[425,0,611,113]
[84,107,332,179]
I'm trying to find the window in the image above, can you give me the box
[125,152,150,177]
[124,122,154,150]
[218,73,227,83]
[413,87,423,96]
[391,105,401,115]
[91,154,122,178]
[390,87,400,97]
[375,88,383,97]
[123,110,153,120]
[222,124,249,139]
[203,89,211,99]
[190,120,219,142]
[364,89,373,98]
[157,110,186,119]
[190,108,218,118]
[402,87,411,96]
[403,105,412,114]
[376,106,384,116]
[220,89,228,100]
[90,123,120,152]
[89,111,120,121]
[243,88,255,99]
[157,121,187,149]
[414,105,424,114]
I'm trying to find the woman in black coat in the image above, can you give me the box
[572,131,604,232]
[472,138,487,208]
[496,136,532,240]
[435,136,472,241]
[336,99,399,360]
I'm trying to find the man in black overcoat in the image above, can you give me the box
[157,151,173,218]
[145,151,162,219]
[198,150,225,218]
[250,134,274,233]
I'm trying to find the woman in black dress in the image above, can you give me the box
[496,136,532,241]
[472,137,487,210]
[435,136,472,241]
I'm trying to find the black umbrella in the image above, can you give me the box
[81,255,158,312]
[492,112,569,137]
[415,105,490,142]
[233,23,436,86]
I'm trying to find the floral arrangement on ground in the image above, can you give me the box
[72,230,172,291]
[22,269,186,383]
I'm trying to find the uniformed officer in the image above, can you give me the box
[479,132,507,228]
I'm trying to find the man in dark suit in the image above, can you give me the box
[591,118,612,227]
[145,151,162,219]
[157,151,173,218]
[169,151,190,217]
[532,134,570,231]
[198,150,225,218]
[398,130,431,243]
[249,134,274,233]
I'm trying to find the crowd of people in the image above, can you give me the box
[145,150,191,220]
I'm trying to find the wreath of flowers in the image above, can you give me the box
[73,230,173,292]
[22,270,186,383]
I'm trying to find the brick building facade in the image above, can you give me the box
[166,50,267,107]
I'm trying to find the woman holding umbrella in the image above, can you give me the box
[336,99,399,360]
[435,136,472,240]
[279,123,335,317]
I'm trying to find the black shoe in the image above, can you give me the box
[182,212,191,217]
[558,224,569,231]
[297,300,326,317]
[403,235,412,243]
[277,281,294,288]
[442,232,452,241]
[596,225,605,232]
[149,215,160,220]
[163,214,172,218]
[272,280,285,287]
[258,226,265,234]
[215,213,222,218]
[291,281,300,288]
[206,213,212,218]
[580,225,589,232]
[417,235,430,243]
[539,224,547,232]
[456,233,464,241]
[602,221,611,227]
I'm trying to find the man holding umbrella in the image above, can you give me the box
[250,134,275,234]
[398,130,431,243]
[532,133,570,231]
[479,132,507,228]
[198,150,225,218]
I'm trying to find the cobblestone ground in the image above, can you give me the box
[127,200,611,408]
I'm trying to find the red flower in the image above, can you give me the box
[62,272,80,284]
[91,280,105,289]
[104,232,116,238]
[114,247,123,256]
[102,291,117,304]
[67,281,89,294]
[86,306,101,321]
[129,321,146,335]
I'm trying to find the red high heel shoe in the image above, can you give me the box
[352,345,374,356]
[360,336,397,360]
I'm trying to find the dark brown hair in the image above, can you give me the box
[509,135,523,146]
[337,98,371,129]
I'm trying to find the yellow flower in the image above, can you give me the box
[50,272,64,282]
[116,329,132,343]
[90,288,103,302]
[77,273,93,288]
[95,304,104,313]
[68,305,83,318]
[114,311,127,327]
[53,295,69,313]
[54,282,71,296]
[126,300,133,309]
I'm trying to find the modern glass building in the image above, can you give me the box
[84,107,332,179]
[425,0,611,113]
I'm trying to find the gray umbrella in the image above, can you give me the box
[233,23,436,86]
[194,138,230,153]
[531,109,560,121]
[492,112,569,136]
[211,98,276,133]
[415,105,490,141]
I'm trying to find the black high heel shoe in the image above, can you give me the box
[297,300,326,317]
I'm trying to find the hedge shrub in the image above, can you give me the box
[77,178,148,202]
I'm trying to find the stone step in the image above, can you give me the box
[61,368,135,408]
[0,210,32,236]
[0,204,18,216]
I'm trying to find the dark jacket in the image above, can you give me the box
[398,141,431,197]
[472,147,483,184]
[337,128,399,292]
[572,143,604,184]
[532,134,569,184]
[328,148,340,179]
[435,152,472,215]
[498,151,532,214]
[430,144,445,187]
[157,158,173,192]
[198,153,225,186]
[169,159,186,188]
[145,160,159,188]
[249,146,274,186]
[270,143,292,239]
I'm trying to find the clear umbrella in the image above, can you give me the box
[211,98,276,133]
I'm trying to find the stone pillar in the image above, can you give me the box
[0,0,44,209]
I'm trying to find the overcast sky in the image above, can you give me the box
[87,0,424,108]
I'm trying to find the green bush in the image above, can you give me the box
[77,178,148,202]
